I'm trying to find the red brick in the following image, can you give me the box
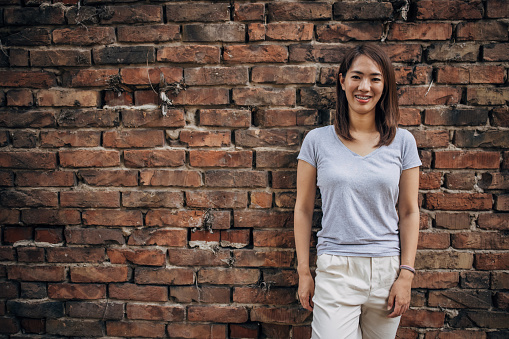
[424,330,487,339]
[188,305,248,323]
[398,86,461,105]
[467,87,509,105]
[418,232,450,249]
[35,228,63,243]
[190,150,252,168]
[67,301,123,320]
[79,169,137,187]
[6,89,33,106]
[30,49,91,67]
[497,195,509,211]
[457,21,508,41]
[123,109,185,128]
[487,0,509,18]
[484,43,509,61]
[48,283,106,300]
[146,209,216,228]
[17,247,44,262]
[70,266,129,283]
[233,286,295,305]
[416,251,473,269]
[419,171,442,190]
[82,210,142,226]
[475,253,509,270]
[234,210,293,228]
[185,67,247,86]
[234,249,294,268]
[60,190,119,208]
[140,170,201,187]
[108,248,165,266]
[250,191,273,208]
[317,22,382,42]
[234,87,296,106]
[110,283,167,302]
[166,3,229,22]
[120,67,182,85]
[107,321,166,338]
[47,248,104,263]
[199,109,251,127]
[127,304,184,321]
[452,232,509,250]
[224,45,288,63]
[0,151,56,169]
[122,191,183,208]
[104,90,133,106]
[57,109,119,127]
[220,229,250,248]
[15,171,73,187]
[128,228,187,247]
[445,172,475,190]
[103,130,164,148]
[478,213,508,230]
[59,150,119,168]
[294,326,313,339]
[290,44,349,63]
[22,209,77,226]
[53,27,114,45]
[391,22,452,40]
[252,66,316,85]
[169,248,229,267]
[180,130,230,147]
[168,323,226,339]
[234,3,264,21]
[167,88,229,106]
[267,2,331,21]
[135,267,194,285]
[182,23,245,43]
[124,149,184,168]
[266,23,313,41]
[204,170,267,188]
[65,228,125,245]
[8,265,65,282]
[248,23,266,41]
[36,89,98,107]
[480,172,509,190]
[400,309,445,328]
[426,192,492,210]
[198,268,259,285]
[40,130,100,148]
[118,24,180,42]
[250,307,311,324]
[186,190,248,208]
[416,0,483,19]
[0,190,57,208]
[171,286,230,304]
[190,229,220,245]
[157,46,220,64]
[411,130,449,148]
[100,5,162,24]
[435,151,500,169]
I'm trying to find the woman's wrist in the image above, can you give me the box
[398,266,415,280]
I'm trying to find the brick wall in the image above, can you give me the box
[0,0,508,338]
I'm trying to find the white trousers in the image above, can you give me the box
[311,255,401,339]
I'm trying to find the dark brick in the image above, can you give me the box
[6,28,51,46]
[333,1,392,20]
[166,3,229,22]
[4,6,64,25]
[7,300,63,318]
[183,23,245,42]
[455,130,509,148]
[93,46,155,64]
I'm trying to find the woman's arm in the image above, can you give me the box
[387,166,420,318]
[294,160,317,311]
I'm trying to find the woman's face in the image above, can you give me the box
[339,54,384,118]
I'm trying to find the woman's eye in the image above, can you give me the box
[373,78,381,82]
[351,75,360,79]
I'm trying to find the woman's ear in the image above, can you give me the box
[339,73,345,90]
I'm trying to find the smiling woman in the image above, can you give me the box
[294,44,421,339]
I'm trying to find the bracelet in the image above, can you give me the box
[399,265,416,274]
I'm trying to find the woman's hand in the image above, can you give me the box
[298,272,315,311]
[387,270,413,318]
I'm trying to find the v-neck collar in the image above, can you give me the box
[330,126,382,159]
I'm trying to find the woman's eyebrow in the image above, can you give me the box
[351,70,382,76]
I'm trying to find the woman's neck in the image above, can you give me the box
[348,112,377,134]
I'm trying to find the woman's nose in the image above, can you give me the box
[359,78,370,91]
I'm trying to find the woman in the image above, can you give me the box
[294,44,421,338]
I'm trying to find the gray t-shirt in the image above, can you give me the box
[298,125,421,257]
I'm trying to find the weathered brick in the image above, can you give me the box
[455,130,509,148]
[0,151,56,169]
[118,24,180,42]
[53,27,115,45]
[416,251,473,269]
[484,43,509,61]
[389,22,452,40]
[445,172,475,190]
[457,21,508,41]
[435,151,500,169]
[67,301,123,319]
[70,266,129,283]
[233,88,295,106]
[57,109,119,127]
[35,228,63,243]
[47,247,105,263]
[6,89,33,107]
[6,27,51,46]
[400,309,445,328]
[7,300,63,318]
[106,321,166,338]
[224,45,288,63]
[317,22,383,42]
[180,130,230,147]
[183,23,245,42]
[128,228,187,247]
[250,307,311,325]
[168,323,227,339]
[40,130,100,148]
[100,5,162,24]
[8,265,65,282]
[79,169,137,187]
[248,23,266,41]
[411,130,449,148]
[186,190,247,208]
[188,305,248,323]
[234,3,264,21]
[103,130,164,148]
[333,1,392,20]
[140,170,201,187]
[418,232,450,249]
[198,267,259,285]
[426,192,493,211]
[168,248,229,267]
[416,0,483,19]
[127,304,185,321]
[221,229,250,248]
[122,191,183,208]
[167,87,229,106]
[399,86,461,105]
[0,190,57,208]
[234,249,294,267]
[425,108,488,126]
[108,248,166,266]
[185,67,248,86]
[252,66,316,84]
[478,213,508,230]
[0,71,56,88]
[460,271,490,289]
[267,2,330,21]
[134,267,194,285]
[109,283,167,302]
[93,46,155,64]
[204,170,267,188]
[31,49,91,67]
[36,89,99,107]
[65,228,125,245]
[190,150,252,168]
[428,42,479,62]
[171,286,230,304]
[82,210,142,226]
[487,0,509,18]
[59,150,119,169]
[46,319,102,337]
[199,109,250,127]
[235,129,299,147]
[166,3,229,22]
[4,6,64,25]
[266,23,314,41]
[290,43,348,63]
[157,46,220,64]
[48,283,106,300]
[120,67,182,85]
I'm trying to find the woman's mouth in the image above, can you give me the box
[355,95,371,103]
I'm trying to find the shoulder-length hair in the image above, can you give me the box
[334,44,399,147]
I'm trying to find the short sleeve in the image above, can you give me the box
[297,129,318,168]
[401,129,422,170]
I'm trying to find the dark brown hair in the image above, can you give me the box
[334,44,399,147]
